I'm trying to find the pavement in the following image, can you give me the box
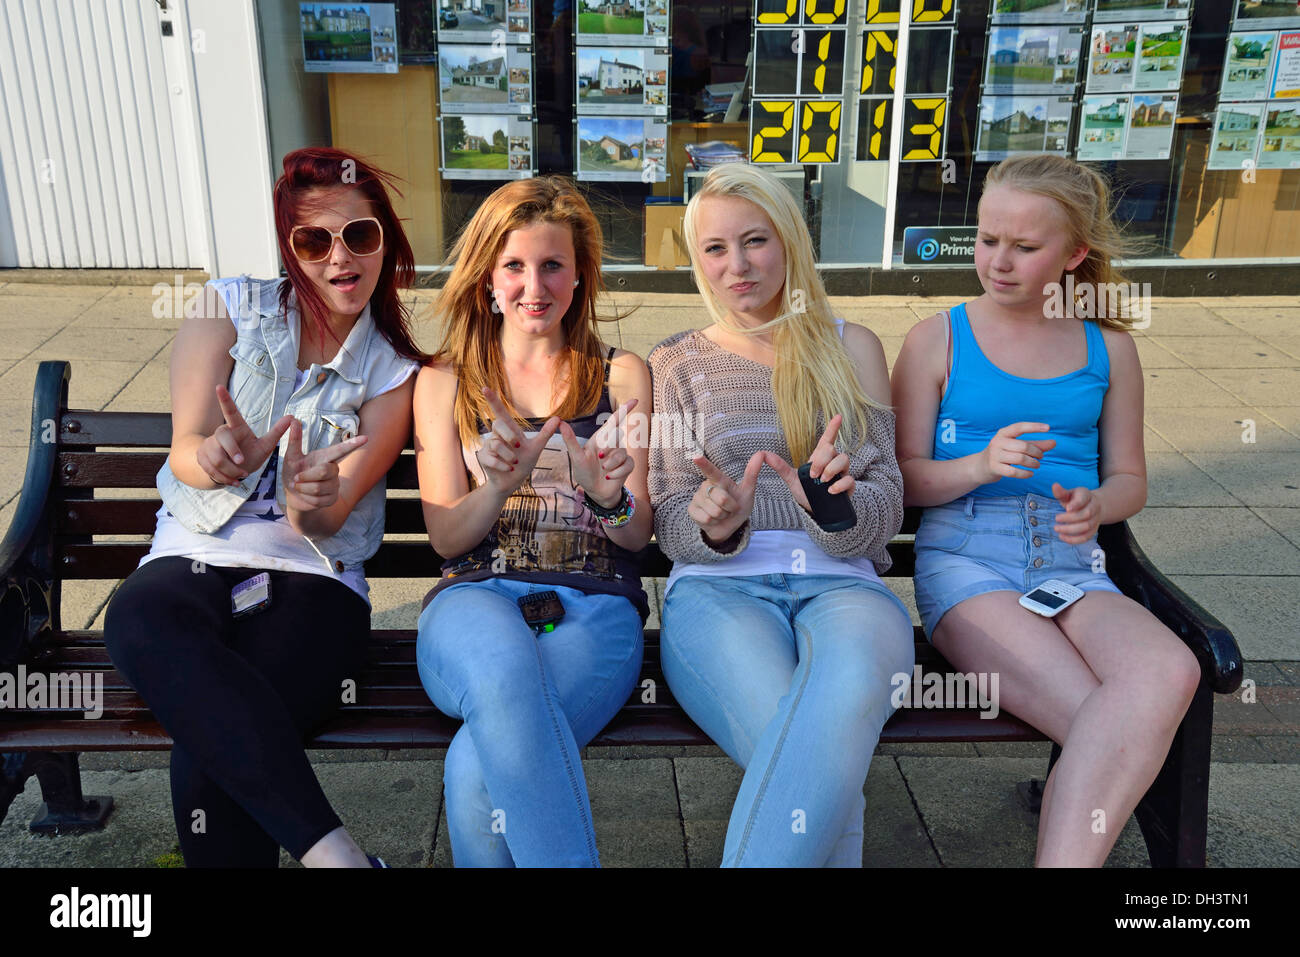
[0,271,1296,867]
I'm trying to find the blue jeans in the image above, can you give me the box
[662,574,914,867]
[416,578,642,867]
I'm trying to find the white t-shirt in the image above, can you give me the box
[664,528,885,596]
[140,310,415,605]
[662,316,885,596]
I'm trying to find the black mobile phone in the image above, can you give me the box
[517,590,565,632]
[797,462,857,532]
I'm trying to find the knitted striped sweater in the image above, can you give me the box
[647,328,904,571]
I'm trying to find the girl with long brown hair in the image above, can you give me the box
[413,175,652,866]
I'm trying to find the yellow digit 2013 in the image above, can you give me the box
[757,0,799,24]
[903,97,946,159]
[797,100,840,163]
[912,0,953,23]
[803,0,847,24]
[752,101,796,162]
[861,30,896,94]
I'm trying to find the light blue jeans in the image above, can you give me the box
[662,574,914,867]
[416,578,643,867]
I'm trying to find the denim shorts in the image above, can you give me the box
[912,492,1121,640]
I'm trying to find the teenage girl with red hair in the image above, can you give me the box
[105,148,425,868]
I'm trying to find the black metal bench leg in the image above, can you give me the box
[1016,742,1062,814]
[1134,681,1211,868]
[21,752,115,835]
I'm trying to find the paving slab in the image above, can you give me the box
[1255,334,1300,361]
[586,757,686,867]
[1258,406,1300,439]
[0,294,102,324]
[1250,507,1300,549]
[1204,763,1300,867]
[366,577,431,631]
[276,759,443,868]
[1134,336,1189,368]
[1210,735,1272,763]
[0,445,32,508]
[0,327,59,361]
[1209,306,1300,337]
[1126,507,1300,575]
[1259,685,1300,728]
[897,756,1151,867]
[69,295,188,331]
[1157,336,1296,369]
[103,361,171,413]
[1142,368,1245,407]
[1143,304,1240,337]
[1145,407,1299,453]
[1143,425,1177,453]
[1144,452,1241,507]
[1257,735,1300,763]
[30,326,173,364]
[1183,451,1300,508]
[838,307,921,337]
[0,770,179,867]
[1201,367,1300,407]
[59,579,118,630]
[1212,692,1288,735]
[1169,576,1300,661]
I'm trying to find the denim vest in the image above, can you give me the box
[157,276,414,572]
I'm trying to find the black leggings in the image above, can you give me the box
[103,557,369,867]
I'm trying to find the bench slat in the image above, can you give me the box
[55,452,423,490]
[56,498,430,536]
[58,411,172,448]
[56,539,914,579]
[0,702,1043,752]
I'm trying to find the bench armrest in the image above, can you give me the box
[0,361,69,669]
[1099,521,1243,695]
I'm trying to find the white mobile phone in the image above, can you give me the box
[1018,579,1085,618]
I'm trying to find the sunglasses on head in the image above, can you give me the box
[289,217,384,263]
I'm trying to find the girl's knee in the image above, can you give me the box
[1163,639,1202,711]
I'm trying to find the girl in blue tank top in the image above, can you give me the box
[892,154,1201,867]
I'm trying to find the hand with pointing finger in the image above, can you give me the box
[762,413,855,512]
[561,398,638,510]
[476,387,562,498]
[196,384,294,489]
[283,418,368,513]
[980,422,1057,485]
[689,452,764,548]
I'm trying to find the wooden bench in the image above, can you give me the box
[0,360,1244,865]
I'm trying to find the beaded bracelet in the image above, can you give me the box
[584,487,635,528]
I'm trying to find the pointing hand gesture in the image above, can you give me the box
[561,398,638,509]
[196,384,294,488]
[476,387,562,497]
[981,422,1057,484]
[283,418,367,513]
[762,413,855,511]
[688,452,764,547]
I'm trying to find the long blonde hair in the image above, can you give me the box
[982,154,1144,329]
[682,163,884,464]
[432,176,610,446]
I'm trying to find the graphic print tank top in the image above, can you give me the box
[425,348,649,621]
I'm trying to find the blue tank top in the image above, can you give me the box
[931,302,1109,498]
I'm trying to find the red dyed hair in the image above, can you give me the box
[272,147,427,362]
